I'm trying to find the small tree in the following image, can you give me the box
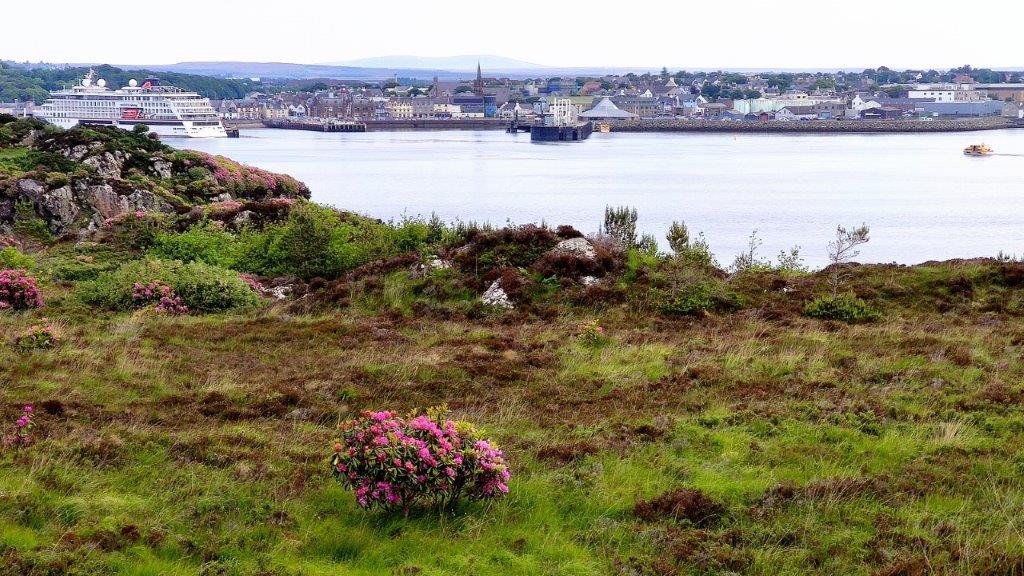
[826,224,870,296]
[666,221,690,255]
[730,229,769,273]
[776,246,807,274]
[601,206,639,250]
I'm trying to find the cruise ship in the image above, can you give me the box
[34,71,227,138]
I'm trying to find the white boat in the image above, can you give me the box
[34,70,227,138]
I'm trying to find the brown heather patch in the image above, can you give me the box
[536,441,599,466]
[634,488,725,526]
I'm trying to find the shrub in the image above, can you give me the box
[660,281,743,316]
[0,269,44,310]
[150,221,238,267]
[576,320,609,348]
[132,281,188,315]
[2,405,35,449]
[101,211,170,250]
[14,319,60,351]
[601,205,639,250]
[803,293,878,323]
[331,409,510,513]
[12,202,54,243]
[0,247,34,270]
[78,258,260,313]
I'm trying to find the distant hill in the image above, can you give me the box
[323,55,547,71]
[0,62,256,103]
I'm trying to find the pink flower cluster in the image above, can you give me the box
[132,281,188,315]
[577,320,608,347]
[0,269,44,311]
[3,405,34,449]
[331,410,510,512]
[15,319,60,351]
[239,273,264,294]
[190,151,303,196]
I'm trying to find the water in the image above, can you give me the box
[173,128,1024,267]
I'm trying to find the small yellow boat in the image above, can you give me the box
[964,144,993,156]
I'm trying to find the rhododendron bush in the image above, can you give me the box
[0,269,44,310]
[181,151,306,199]
[331,409,510,513]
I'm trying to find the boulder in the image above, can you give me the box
[481,279,514,309]
[551,237,597,260]
[151,159,173,179]
[83,151,127,180]
[84,184,130,220]
[37,185,79,233]
[17,179,80,231]
[127,189,175,213]
[16,179,46,201]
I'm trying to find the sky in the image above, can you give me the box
[4,0,1024,70]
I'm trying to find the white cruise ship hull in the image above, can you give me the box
[43,117,227,138]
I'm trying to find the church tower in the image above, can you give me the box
[474,61,484,96]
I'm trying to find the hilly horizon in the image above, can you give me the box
[321,54,548,71]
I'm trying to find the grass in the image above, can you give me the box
[3,247,1024,575]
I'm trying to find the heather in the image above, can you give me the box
[3,162,1024,574]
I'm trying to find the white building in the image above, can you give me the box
[908,83,983,102]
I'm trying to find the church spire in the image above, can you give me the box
[474,61,484,96]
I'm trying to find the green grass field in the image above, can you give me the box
[3,243,1024,575]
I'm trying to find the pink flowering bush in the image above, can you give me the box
[2,405,35,449]
[132,281,188,315]
[183,151,307,199]
[239,273,264,295]
[331,408,510,513]
[577,319,608,348]
[15,319,60,351]
[0,269,44,310]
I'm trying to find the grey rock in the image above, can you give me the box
[581,275,599,286]
[84,184,130,221]
[551,237,597,260]
[481,279,514,309]
[127,189,175,213]
[214,193,233,202]
[267,286,291,301]
[40,186,79,232]
[83,151,127,180]
[16,179,46,202]
[232,210,255,227]
[151,159,173,179]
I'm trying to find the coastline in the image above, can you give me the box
[248,116,1024,134]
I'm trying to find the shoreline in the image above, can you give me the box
[245,116,1024,134]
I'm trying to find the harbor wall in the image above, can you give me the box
[605,117,1024,133]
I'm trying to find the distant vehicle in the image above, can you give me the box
[964,144,993,156]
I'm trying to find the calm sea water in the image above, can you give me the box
[174,128,1024,267]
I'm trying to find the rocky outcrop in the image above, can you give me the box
[481,279,515,309]
[550,237,598,260]
[83,184,130,220]
[82,151,128,180]
[151,159,172,179]
[1,122,310,237]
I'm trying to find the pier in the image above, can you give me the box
[264,119,367,132]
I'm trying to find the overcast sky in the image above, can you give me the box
[4,0,1023,70]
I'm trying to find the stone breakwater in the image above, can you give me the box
[607,117,1024,133]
